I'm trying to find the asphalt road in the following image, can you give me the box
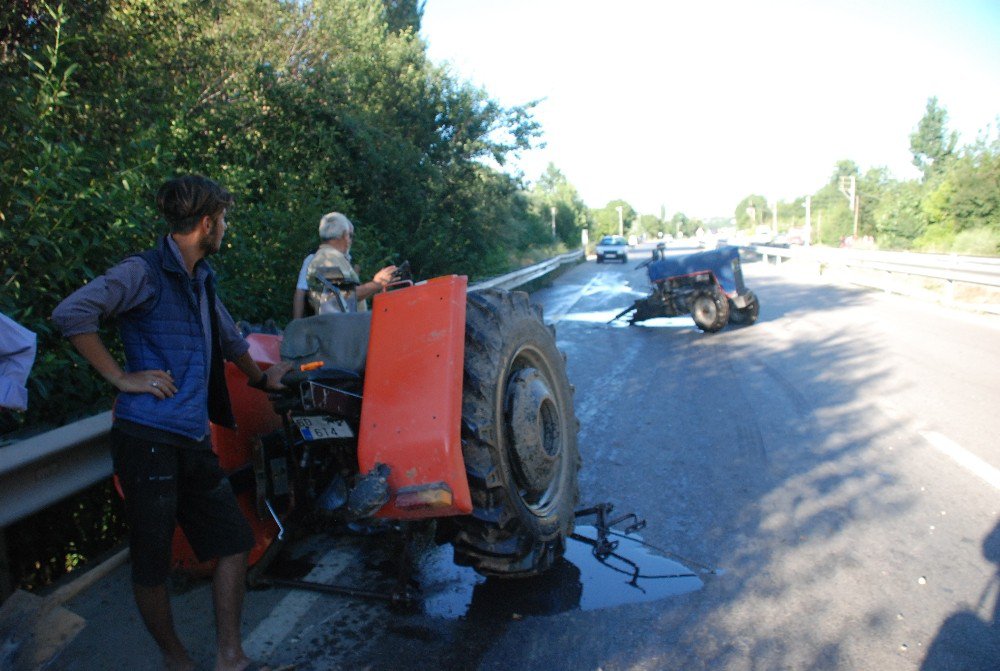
[56,250,1000,670]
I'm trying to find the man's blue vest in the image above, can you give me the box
[114,237,236,441]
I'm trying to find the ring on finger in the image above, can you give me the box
[151,380,159,388]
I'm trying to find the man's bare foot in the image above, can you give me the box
[163,651,196,671]
[214,653,271,671]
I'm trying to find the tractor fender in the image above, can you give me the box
[357,275,473,519]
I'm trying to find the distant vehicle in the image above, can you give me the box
[627,235,638,246]
[785,227,807,245]
[750,225,773,245]
[595,235,629,264]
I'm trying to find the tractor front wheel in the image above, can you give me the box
[728,291,760,326]
[689,286,730,332]
[454,290,581,577]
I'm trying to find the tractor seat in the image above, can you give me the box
[280,311,372,378]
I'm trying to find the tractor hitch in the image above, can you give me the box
[573,502,646,559]
[608,303,638,324]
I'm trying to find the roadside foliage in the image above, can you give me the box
[590,98,998,252]
[0,0,558,435]
[731,98,1000,252]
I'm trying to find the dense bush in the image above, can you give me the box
[1,0,550,436]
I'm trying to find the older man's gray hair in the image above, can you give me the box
[318,212,353,241]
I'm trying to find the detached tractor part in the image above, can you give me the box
[612,245,760,333]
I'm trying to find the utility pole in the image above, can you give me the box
[853,194,860,240]
[550,206,557,239]
[839,175,859,240]
[805,195,812,246]
[771,198,778,236]
[615,205,624,236]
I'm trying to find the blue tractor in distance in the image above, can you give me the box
[611,245,760,333]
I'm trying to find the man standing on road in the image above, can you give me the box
[291,212,395,318]
[53,175,288,671]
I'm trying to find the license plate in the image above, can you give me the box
[293,416,354,440]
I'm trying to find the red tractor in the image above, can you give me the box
[170,276,581,589]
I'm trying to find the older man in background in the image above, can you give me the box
[292,212,396,319]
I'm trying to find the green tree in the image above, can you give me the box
[940,135,1000,234]
[530,163,589,247]
[382,0,423,33]
[913,136,1000,253]
[672,212,702,237]
[635,213,662,237]
[871,179,925,249]
[831,159,860,184]
[734,195,770,231]
[774,197,807,232]
[590,200,636,238]
[910,96,958,180]
[730,106,997,253]
[0,0,547,434]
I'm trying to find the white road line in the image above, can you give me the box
[243,546,351,660]
[920,430,1000,491]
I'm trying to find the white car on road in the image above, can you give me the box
[595,235,629,264]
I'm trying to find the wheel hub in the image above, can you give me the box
[505,367,562,499]
[692,295,716,323]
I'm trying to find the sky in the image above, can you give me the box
[420,0,1000,220]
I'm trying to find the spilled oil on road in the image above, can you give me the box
[419,525,704,619]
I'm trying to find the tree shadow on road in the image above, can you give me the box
[487,261,997,671]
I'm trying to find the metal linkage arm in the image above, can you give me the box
[574,502,647,559]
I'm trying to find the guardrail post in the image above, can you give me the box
[945,278,955,303]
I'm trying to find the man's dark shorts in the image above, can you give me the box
[111,427,254,586]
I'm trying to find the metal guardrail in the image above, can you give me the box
[748,245,1000,304]
[0,412,113,528]
[469,249,583,291]
[0,250,584,528]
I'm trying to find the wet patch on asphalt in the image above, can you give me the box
[419,525,704,619]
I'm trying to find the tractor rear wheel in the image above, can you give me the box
[728,291,760,326]
[689,286,730,332]
[454,289,581,577]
